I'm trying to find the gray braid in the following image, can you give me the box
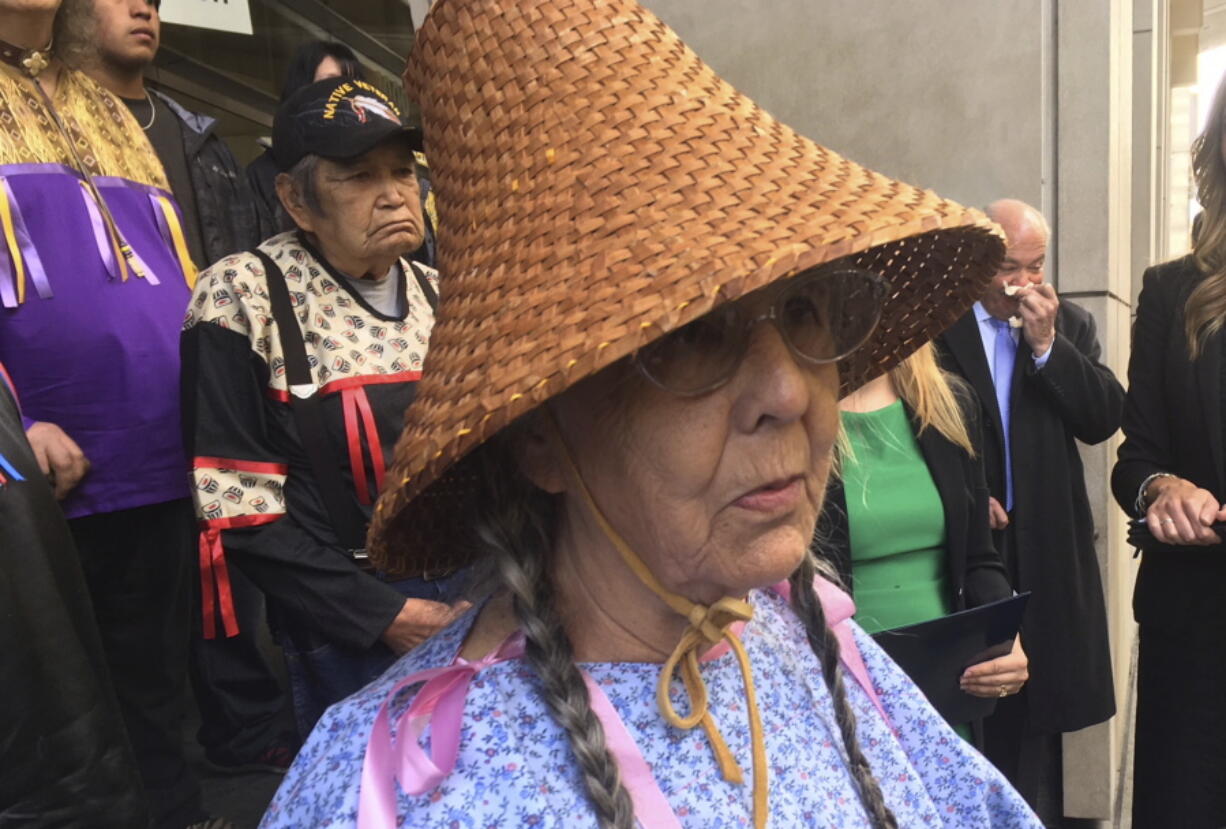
[789,555,899,829]
[470,437,636,829]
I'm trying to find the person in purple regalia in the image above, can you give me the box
[0,0,210,826]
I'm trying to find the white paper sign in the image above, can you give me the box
[160,0,253,36]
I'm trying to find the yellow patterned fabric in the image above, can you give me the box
[0,63,167,188]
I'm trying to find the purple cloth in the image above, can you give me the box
[0,164,190,518]
[988,317,1017,511]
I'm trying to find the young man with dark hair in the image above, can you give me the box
[77,0,274,269]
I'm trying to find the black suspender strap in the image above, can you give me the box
[253,248,368,551]
[407,260,439,312]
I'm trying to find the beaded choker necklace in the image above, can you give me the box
[0,36,52,78]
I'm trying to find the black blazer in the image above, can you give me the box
[937,300,1122,734]
[1111,256,1226,630]
[818,390,1013,614]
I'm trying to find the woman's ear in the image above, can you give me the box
[274,172,315,234]
[513,411,567,494]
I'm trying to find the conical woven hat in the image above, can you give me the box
[369,0,1004,573]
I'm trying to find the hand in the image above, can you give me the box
[1146,477,1224,546]
[25,420,90,499]
[960,635,1029,698]
[380,597,472,655]
[1016,282,1059,357]
[987,496,1010,530]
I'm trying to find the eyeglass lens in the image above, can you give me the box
[634,267,886,395]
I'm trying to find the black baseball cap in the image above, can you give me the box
[272,77,423,172]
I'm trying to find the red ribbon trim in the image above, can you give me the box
[263,369,423,403]
[342,388,370,504]
[0,361,18,406]
[340,386,386,505]
[354,386,385,496]
[318,370,422,397]
[197,513,282,639]
[193,456,288,475]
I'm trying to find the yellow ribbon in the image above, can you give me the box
[0,182,26,303]
[153,195,198,290]
[549,412,769,829]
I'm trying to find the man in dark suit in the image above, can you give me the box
[936,199,1123,825]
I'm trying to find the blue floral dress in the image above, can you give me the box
[261,587,1039,827]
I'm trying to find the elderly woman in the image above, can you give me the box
[181,77,465,738]
[262,1,1041,827]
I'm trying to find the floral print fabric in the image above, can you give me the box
[262,588,1039,828]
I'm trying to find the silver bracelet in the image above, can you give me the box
[1134,472,1177,517]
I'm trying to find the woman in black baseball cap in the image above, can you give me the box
[181,75,462,739]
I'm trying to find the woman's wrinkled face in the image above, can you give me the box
[549,286,842,603]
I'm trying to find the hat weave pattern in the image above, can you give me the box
[369,0,1004,573]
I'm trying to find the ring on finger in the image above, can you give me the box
[998,685,1008,698]
[1160,518,1175,526]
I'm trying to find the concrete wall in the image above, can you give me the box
[644,1,1048,214]
[642,0,1143,821]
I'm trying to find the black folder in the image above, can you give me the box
[870,592,1030,725]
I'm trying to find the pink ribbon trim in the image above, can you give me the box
[357,633,527,829]
[584,673,684,829]
[356,578,890,826]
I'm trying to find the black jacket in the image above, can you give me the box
[246,147,279,231]
[937,300,1122,734]
[818,390,1013,613]
[0,370,147,827]
[1111,256,1226,629]
[153,90,275,268]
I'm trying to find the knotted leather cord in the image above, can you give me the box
[547,412,769,829]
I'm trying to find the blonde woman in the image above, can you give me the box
[820,343,1029,724]
[1111,74,1226,829]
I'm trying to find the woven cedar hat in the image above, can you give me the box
[369,0,1004,573]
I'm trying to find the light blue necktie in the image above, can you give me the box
[988,318,1016,511]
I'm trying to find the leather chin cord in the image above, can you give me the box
[547,412,769,829]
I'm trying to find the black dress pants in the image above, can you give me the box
[189,563,287,764]
[70,498,203,829]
